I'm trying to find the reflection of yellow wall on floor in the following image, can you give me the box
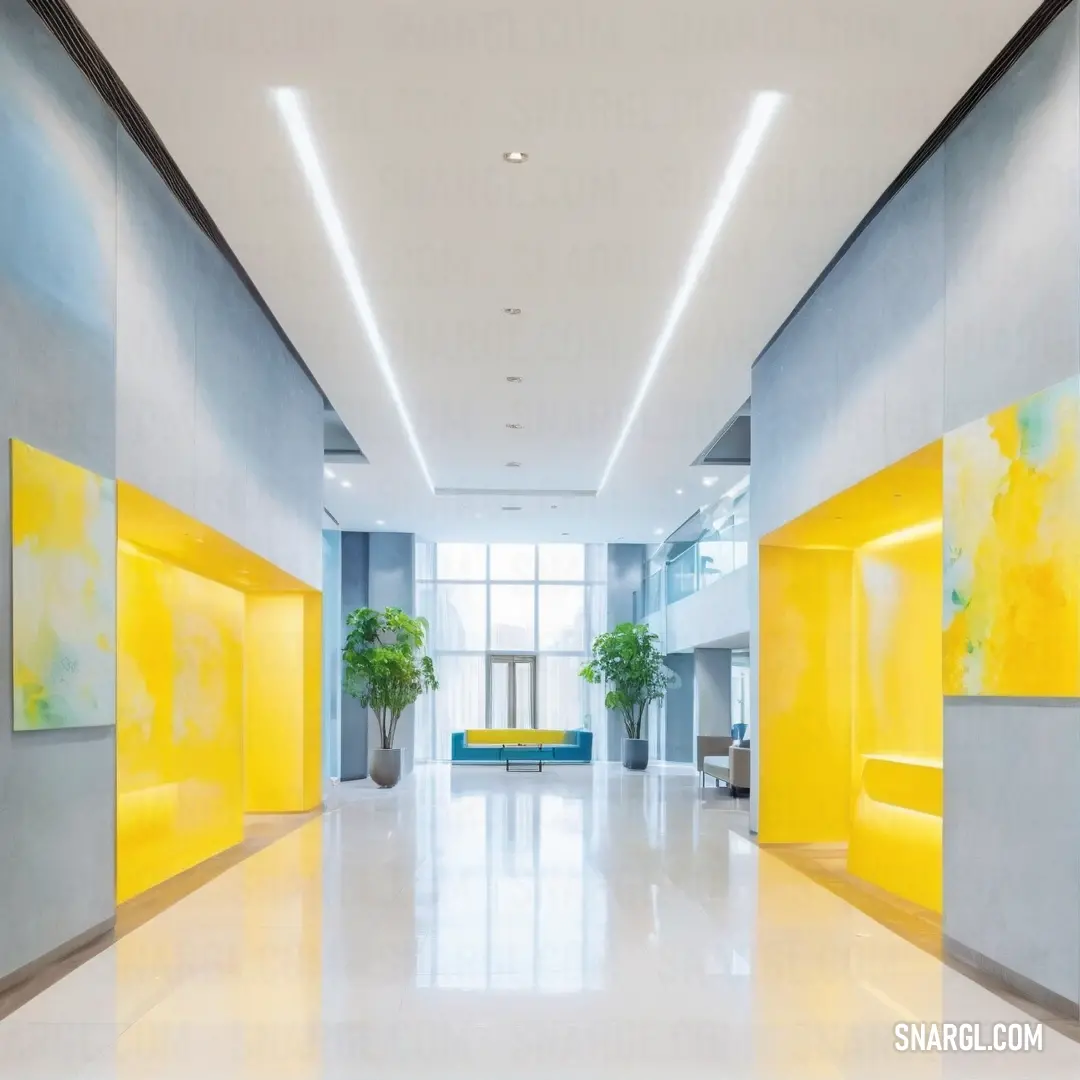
[245,594,323,813]
[758,546,853,844]
[849,533,942,912]
[758,444,943,911]
[116,542,244,903]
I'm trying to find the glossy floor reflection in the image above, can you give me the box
[2,763,1079,1078]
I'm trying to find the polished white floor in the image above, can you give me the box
[2,763,1078,1078]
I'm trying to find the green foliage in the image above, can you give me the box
[579,622,675,739]
[342,607,438,750]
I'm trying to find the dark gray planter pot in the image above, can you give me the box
[369,748,402,789]
[622,737,648,771]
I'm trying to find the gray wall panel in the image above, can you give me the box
[605,544,645,761]
[368,533,417,774]
[0,0,326,982]
[943,7,1080,429]
[340,532,370,781]
[115,132,198,516]
[663,653,695,764]
[752,152,947,539]
[750,2,1080,999]
[693,648,732,739]
[0,0,118,981]
[944,701,1080,1004]
[116,132,324,588]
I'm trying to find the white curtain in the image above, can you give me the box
[415,544,607,760]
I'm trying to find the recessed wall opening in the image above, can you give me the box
[757,442,944,912]
[116,483,322,903]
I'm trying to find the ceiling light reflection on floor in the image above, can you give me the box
[272,87,434,491]
[598,90,785,492]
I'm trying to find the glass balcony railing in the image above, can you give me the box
[633,488,749,618]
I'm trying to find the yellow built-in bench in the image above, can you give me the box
[848,755,943,913]
[465,728,574,745]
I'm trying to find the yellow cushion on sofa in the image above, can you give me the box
[465,728,570,745]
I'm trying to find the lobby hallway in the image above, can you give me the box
[1,763,1077,1079]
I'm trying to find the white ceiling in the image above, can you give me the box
[70,0,1039,542]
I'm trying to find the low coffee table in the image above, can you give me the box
[498,743,552,772]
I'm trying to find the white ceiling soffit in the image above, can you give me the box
[66,0,1043,541]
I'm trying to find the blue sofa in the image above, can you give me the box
[451,728,593,764]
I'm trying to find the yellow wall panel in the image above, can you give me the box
[848,531,943,911]
[302,593,323,811]
[758,447,944,910]
[116,542,244,902]
[758,545,854,844]
[852,535,943,764]
[245,594,322,813]
[116,481,323,899]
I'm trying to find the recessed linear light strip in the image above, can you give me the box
[272,88,435,491]
[597,90,785,492]
[863,519,942,551]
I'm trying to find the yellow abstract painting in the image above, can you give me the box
[943,378,1080,696]
[11,439,116,729]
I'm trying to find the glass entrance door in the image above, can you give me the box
[487,654,536,729]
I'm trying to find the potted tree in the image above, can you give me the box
[342,606,438,788]
[580,622,675,770]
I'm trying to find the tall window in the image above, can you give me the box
[415,543,607,760]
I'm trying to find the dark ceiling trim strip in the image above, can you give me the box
[752,0,1073,369]
[25,0,327,401]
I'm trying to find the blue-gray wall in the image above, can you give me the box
[369,533,418,773]
[338,531,420,778]
[694,648,732,739]
[340,531,370,781]
[0,0,324,984]
[750,3,1080,1010]
[662,653,695,764]
[605,544,645,760]
[321,530,342,786]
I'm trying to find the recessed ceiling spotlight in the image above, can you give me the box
[505,461,522,468]
[375,519,385,526]
[561,532,570,537]
[324,466,336,479]
[503,307,522,316]
[341,480,352,488]
[506,375,523,384]
[654,527,665,536]
[702,476,719,488]
[503,151,528,164]
[505,422,523,429]
[675,488,684,495]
